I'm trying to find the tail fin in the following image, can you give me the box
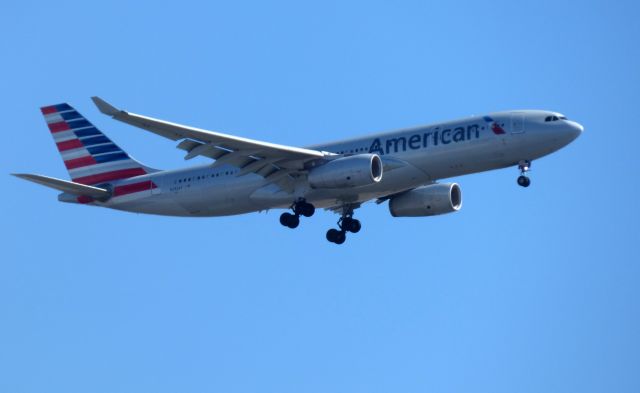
[40,103,154,185]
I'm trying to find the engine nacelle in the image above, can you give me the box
[389,183,462,217]
[308,154,383,189]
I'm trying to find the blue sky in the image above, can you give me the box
[1,1,638,392]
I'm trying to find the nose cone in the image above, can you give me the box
[562,120,584,143]
[567,121,584,140]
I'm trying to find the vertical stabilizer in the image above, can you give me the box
[41,103,154,185]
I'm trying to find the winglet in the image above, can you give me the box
[91,96,120,116]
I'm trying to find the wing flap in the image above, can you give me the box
[176,140,228,160]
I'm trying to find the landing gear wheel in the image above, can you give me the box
[326,228,341,243]
[299,202,315,218]
[517,160,532,188]
[292,201,315,217]
[326,204,360,244]
[348,219,361,233]
[288,214,300,228]
[281,201,315,229]
[341,217,361,233]
[517,175,531,188]
[280,212,300,228]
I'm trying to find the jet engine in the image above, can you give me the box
[389,183,462,217]
[308,154,383,189]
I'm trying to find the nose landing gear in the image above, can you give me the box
[279,200,315,229]
[517,160,531,188]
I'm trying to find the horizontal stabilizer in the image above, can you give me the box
[12,173,111,199]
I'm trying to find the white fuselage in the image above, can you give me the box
[83,110,583,216]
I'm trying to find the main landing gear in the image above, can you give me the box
[326,212,361,245]
[279,200,315,229]
[517,160,532,188]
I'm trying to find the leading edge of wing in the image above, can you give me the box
[90,96,326,161]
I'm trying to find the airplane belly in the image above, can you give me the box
[175,179,263,216]
[107,194,193,216]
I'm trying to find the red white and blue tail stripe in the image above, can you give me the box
[41,103,152,185]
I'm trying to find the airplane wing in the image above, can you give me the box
[91,97,329,181]
[12,173,111,200]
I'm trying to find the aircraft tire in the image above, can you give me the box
[301,203,315,217]
[280,212,291,226]
[349,219,361,233]
[517,175,531,188]
[280,212,299,228]
[326,228,340,243]
[287,214,300,228]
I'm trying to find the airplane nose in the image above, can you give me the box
[565,120,584,141]
[573,121,584,134]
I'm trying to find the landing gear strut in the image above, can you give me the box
[326,208,361,245]
[517,160,531,188]
[280,200,315,229]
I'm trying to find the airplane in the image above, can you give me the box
[13,97,583,244]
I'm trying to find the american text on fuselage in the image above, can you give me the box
[368,124,481,155]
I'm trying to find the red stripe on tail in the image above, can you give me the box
[56,139,84,151]
[64,155,97,169]
[48,121,71,133]
[72,167,147,185]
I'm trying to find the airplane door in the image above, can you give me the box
[511,113,525,134]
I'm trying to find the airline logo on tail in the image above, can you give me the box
[483,116,506,135]
[41,103,148,185]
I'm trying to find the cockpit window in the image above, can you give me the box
[545,115,567,122]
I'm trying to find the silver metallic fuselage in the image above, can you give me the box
[88,110,583,216]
